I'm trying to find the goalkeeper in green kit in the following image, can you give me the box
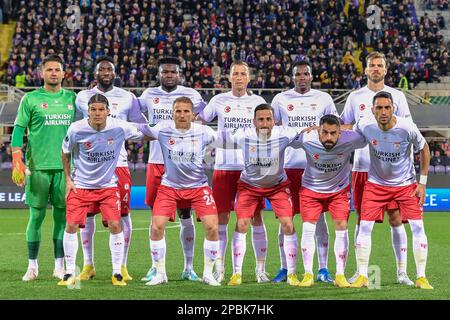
[11,54,76,281]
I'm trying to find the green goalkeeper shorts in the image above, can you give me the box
[25,170,66,208]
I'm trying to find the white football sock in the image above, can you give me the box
[150,238,166,274]
[231,232,247,274]
[80,216,95,266]
[355,220,374,277]
[54,257,64,270]
[391,225,408,274]
[251,224,267,273]
[283,233,298,275]
[121,215,132,267]
[277,224,287,269]
[334,229,349,275]
[316,213,329,270]
[203,239,219,275]
[109,232,124,275]
[301,222,316,274]
[28,259,38,270]
[217,224,228,274]
[63,231,78,275]
[180,216,195,271]
[409,220,428,278]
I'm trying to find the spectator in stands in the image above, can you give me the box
[430,150,447,166]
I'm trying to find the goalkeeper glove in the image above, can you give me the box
[12,150,27,186]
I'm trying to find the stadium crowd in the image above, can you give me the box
[1,0,449,90]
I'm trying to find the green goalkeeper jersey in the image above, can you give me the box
[15,87,76,170]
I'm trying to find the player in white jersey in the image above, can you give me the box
[139,57,207,283]
[340,51,415,285]
[350,91,432,290]
[291,114,367,288]
[59,94,144,287]
[271,60,337,283]
[75,56,147,282]
[137,97,220,286]
[199,61,269,283]
[223,104,302,286]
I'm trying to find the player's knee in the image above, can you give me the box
[251,212,264,226]
[108,220,122,234]
[334,220,347,231]
[387,210,402,226]
[218,212,230,225]
[177,208,192,220]
[280,221,294,235]
[410,220,426,238]
[65,224,78,233]
[236,219,250,233]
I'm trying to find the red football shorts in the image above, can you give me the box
[285,168,303,214]
[300,185,351,222]
[152,185,217,222]
[360,182,423,222]
[213,169,264,214]
[145,163,189,209]
[88,167,131,216]
[67,187,121,228]
[352,171,398,212]
[235,180,293,219]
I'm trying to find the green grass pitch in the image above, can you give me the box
[0,209,449,300]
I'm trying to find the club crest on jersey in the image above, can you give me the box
[224,106,231,113]
[287,104,294,111]
[249,146,256,153]
[67,104,73,110]
[107,138,114,145]
[83,141,93,149]
[359,104,366,111]
[112,103,118,110]
[371,139,378,146]
[394,142,401,149]
[313,153,320,160]
[310,104,317,110]
[246,106,253,114]
[168,137,175,145]
[153,97,160,104]
[41,103,48,109]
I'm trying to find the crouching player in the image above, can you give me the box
[59,94,144,286]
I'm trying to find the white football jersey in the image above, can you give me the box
[354,116,426,187]
[291,130,367,193]
[225,126,299,188]
[340,85,412,172]
[139,122,216,189]
[62,118,143,189]
[75,86,147,168]
[200,91,266,170]
[271,88,338,169]
[139,85,206,164]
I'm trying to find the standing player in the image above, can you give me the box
[224,104,301,286]
[11,54,76,281]
[59,94,144,286]
[271,60,337,283]
[75,56,147,282]
[292,115,367,288]
[138,97,220,286]
[350,91,432,289]
[139,56,207,282]
[199,61,269,283]
[341,51,415,285]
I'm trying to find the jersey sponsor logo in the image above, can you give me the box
[287,104,294,111]
[83,141,93,149]
[153,97,160,104]
[359,104,366,111]
[313,153,320,160]
[41,103,48,109]
[168,137,175,145]
[107,138,114,145]
[224,106,231,113]
[371,139,378,146]
[67,104,73,110]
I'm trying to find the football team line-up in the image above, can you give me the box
[10,51,432,290]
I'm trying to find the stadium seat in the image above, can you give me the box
[135,163,146,171]
[428,165,435,174]
[0,162,12,170]
[434,165,446,174]
[446,166,450,174]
